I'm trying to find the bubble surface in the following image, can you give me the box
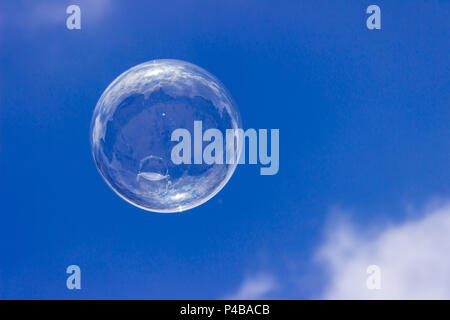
[90,59,242,212]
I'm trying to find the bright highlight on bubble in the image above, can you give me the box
[90,59,242,213]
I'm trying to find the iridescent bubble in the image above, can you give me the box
[90,59,242,213]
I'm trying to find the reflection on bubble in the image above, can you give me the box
[90,59,242,213]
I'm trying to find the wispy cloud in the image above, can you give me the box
[225,274,276,300]
[317,202,450,299]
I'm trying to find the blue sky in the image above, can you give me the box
[0,0,449,299]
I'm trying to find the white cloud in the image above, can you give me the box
[225,274,276,300]
[317,203,450,299]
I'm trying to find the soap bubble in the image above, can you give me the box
[90,59,242,213]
